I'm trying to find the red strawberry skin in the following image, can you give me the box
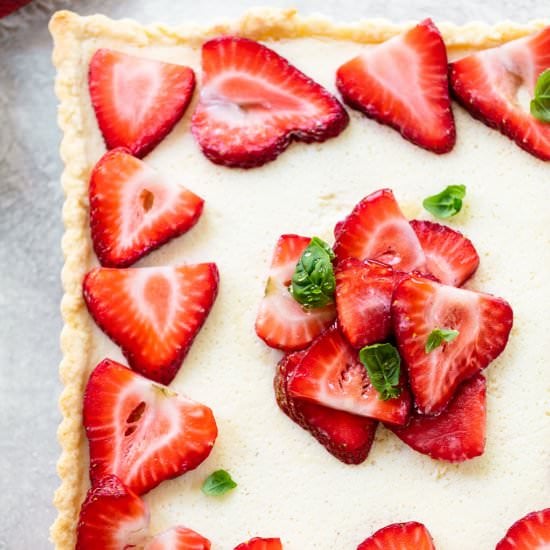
[357,521,436,550]
[0,0,32,18]
[192,36,348,168]
[410,220,479,287]
[337,19,455,154]
[255,234,335,351]
[90,148,204,268]
[76,475,149,550]
[333,189,427,273]
[389,374,486,462]
[288,325,411,425]
[335,258,394,348]
[234,538,283,550]
[83,264,219,384]
[496,508,550,550]
[145,526,211,550]
[275,352,377,464]
[392,276,513,415]
[449,27,550,161]
[89,48,195,158]
[84,359,217,495]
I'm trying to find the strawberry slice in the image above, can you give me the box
[145,527,211,550]
[83,264,219,384]
[90,148,204,268]
[255,235,335,351]
[336,19,455,154]
[234,538,283,550]
[449,26,550,161]
[496,508,550,550]
[335,258,394,348]
[84,359,217,495]
[89,48,195,158]
[275,351,377,464]
[76,475,149,550]
[191,36,348,168]
[357,521,436,550]
[333,189,427,272]
[389,374,486,462]
[0,0,31,18]
[410,220,479,287]
[392,276,513,415]
[287,325,411,425]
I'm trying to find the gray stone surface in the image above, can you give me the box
[0,1,544,548]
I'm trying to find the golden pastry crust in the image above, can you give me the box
[49,8,548,549]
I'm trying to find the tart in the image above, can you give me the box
[50,8,550,549]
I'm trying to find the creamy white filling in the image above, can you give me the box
[81,37,550,549]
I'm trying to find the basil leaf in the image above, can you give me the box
[290,237,336,308]
[530,69,550,123]
[359,343,402,401]
[201,470,237,496]
[425,328,459,353]
[423,185,466,219]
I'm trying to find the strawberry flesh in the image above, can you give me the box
[357,521,436,550]
[392,276,513,415]
[389,374,486,462]
[275,351,377,464]
[410,220,479,287]
[449,26,550,161]
[234,538,283,550]
[255,235,335,351]
[192,36,348,168]
[89,48,195,158]
[84,359,217,495]
[335,258,394,348]
[337,19,455,154]
[496,508,550,550]
[145,527,211,550]
[90,148,204,268]
[288,325,411,425]
[83,264,219,384]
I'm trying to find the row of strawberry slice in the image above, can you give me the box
[256,188,513,464]
[89,21,550,167]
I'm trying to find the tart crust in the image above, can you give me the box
[49,9,548,549]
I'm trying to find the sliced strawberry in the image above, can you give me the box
[389,374,486,462]
[89,48,195,158]
[410,220,479,287]
[287,325,410,425]
[191,36,348,168]
[275,352,377,464]
[84,359,217,495]
[145,527,211,550]
[83,264,219,384]
[334,189,427,272]
[234,538,283,550]
[0,0,31,18]
[90,148,204,268]
[357,521,436,550]
[336,19,455,154]
[335,258,394,348]
[76,475,149,550]
[449,27,550,161]
[392,276,513,415]
[496,508,550,550]
[255,235,335,351]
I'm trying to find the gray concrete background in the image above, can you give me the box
[0,1,546,548]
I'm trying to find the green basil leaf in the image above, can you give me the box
[359,343,402,401]
[425,328,459,353]
[290,237,335,308]
[530,69,550,123]
[201,469,237,496]
[423,185,466,219]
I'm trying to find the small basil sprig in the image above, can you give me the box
[425,328,459,353]
[530,69,550,123]
[290,237,336,308]
[423,185,466,219]
[201,469,237,496]
[359,343,402,400]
